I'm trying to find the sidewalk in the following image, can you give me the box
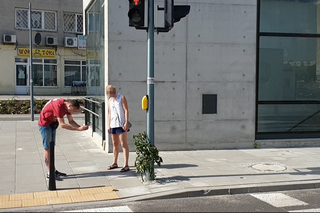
[1,115,320,211]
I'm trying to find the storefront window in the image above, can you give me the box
[85,0,105,96]
[260,0,318,34]
[64,60,86,86]
[33,59,57,87]
[85,0,105,138]
[258,0,320,139]
[33,64,43,86]
[259,36,318,101]
[88,60,100,86]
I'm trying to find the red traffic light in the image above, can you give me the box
[128,0,145,27]
[129,0,141,6]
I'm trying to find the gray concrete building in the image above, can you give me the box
[83,0,320,152]
[2,0,319,152]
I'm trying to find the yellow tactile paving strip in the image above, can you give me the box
[0,186,120,209]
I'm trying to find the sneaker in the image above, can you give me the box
[55,170,67,176]
[47,174,63,181]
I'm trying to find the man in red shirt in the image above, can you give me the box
[38,98,89,180]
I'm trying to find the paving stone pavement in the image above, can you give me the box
[1,96,320,211]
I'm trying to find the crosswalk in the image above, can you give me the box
[250,192,320,212]
[251,192,308,208]
[290,209,320,213]
[63,192,320,212]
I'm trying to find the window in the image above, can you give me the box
[257,0,320,139]
[64,13,83,33]
[15,8,57,31]
[64,61,86,86]
[88,60,101,87]
[16,10,28,29]
[33,59,57,87]
[260,0,317,34]
[88,13,100,32]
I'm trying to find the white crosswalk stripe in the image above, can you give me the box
[64,205,133,212]
[289,208,320,212]
[250,192,308,208]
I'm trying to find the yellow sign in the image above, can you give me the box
[18,48,56,58]
[86,50,99,60]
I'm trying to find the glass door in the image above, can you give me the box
[15,63,29,95]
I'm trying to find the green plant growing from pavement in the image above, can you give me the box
[134,132,163,182]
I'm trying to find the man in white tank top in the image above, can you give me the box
[106,85,130,172]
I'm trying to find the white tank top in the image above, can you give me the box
[109,93,126,128]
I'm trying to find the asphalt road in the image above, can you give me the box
[94,189,320,212]
[9,188,320,212]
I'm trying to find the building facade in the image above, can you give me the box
[85,0,320,152]
[0,0,86,95]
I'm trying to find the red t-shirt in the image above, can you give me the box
[38,98,70,126]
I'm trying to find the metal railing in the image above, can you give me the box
[81,97,105,146]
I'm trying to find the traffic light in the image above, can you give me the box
[164,0,190,31]
[164,0,174,29]
[128,0,145,28]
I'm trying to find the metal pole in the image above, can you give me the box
[102,102,106,145]
[146,0,155,181]
[29,3,34,121]
[92,102,96,136]
[85,99,89,125]
[48,141,56,190]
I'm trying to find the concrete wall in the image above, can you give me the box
[103,0,258,151]
[0,47,16,94]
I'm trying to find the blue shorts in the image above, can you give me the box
[39,125,56,149]
[110,127,126,135]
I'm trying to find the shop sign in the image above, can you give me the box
[87,50,99,59]
[78,35,87,50]
[18,48,56,58]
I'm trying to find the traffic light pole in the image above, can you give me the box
[29,3,34,121]
[146,0,155,181]
[128,0,190,181]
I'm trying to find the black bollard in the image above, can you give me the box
[48,141,56,190]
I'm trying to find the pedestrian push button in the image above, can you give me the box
[142,95,148,110]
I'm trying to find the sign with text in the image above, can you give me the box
[18,48,56,58]
[78,35,87,50]
[86,50,99,59]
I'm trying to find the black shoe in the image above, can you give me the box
[55,170,67,176]
[47,174,63,181]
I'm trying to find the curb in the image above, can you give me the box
[133,179,320,201]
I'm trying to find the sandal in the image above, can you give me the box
[120,166,130,172]
[107,163,118,170]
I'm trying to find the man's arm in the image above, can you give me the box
[57,116,88,131]
[67,114,81,128]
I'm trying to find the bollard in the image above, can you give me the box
[101,102,106,146]
[48,141,56,190]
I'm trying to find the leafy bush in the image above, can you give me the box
[134,132,163,182]
[0,99,85,114]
